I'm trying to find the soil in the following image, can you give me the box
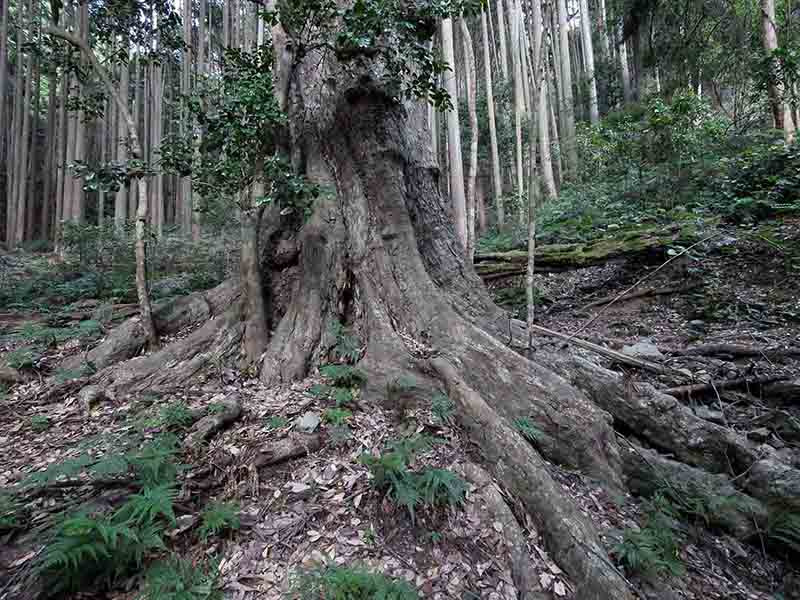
[1,218,799,599]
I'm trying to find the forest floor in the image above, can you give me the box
[1,216,799,600]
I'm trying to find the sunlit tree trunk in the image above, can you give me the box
[54,68,68,252]
[460,17,478,257]
[481,9,504,229]
[579,0,599,124]
[510,0,525,223]
[180,0,193,234]
[618,24,633,104]
[42,68,57,242]
[441,17,467,249]
[0,0,9,240]
[760,0,796,141]
[7,0,25,245]
[556,0,577,178]
[495,0,509,80]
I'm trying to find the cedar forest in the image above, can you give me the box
[2,0,800,598]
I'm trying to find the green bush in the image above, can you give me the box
[290,565,418,600]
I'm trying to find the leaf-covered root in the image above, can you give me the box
[459,462,544,599]
[60,280,240,373]
[433,358,635,600]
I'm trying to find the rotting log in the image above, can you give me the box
[474,232,669,280]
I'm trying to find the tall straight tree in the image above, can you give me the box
[459,16,478,256]
[556,0,577,177]
[618,23,632,103]
[761,0,796,142]
[14,0,36,244]
[578,0,599,124]
[510,0,525,222]
[441,17,467,249]
[481,8,504,229]
[114,48,130,229]
[180,0,193,233]
[0,0,9,222]
[495,0,509,79]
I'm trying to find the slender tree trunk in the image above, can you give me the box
[8,0,25,245]
[0,0,9,242]
[441,17,468,250]
[597,0,611,58]
[495,0,509,80]
[181,0,193,234]
[54,68,68,253]
[579,0,599,124]
[556,0,577,177]
[26,56,41,240]
[510,0,525,221]
[115,49,130,229]
[460,17,478,257]
[761,0,795,141]
[14,0,35,245]
[46,24,160,349]
[42,68,57,243]
[481,9,504,230]
[618,25,633,104]
[130,59,141,219]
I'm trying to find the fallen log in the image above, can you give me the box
[475,234,667,280]
[661,375,791,400]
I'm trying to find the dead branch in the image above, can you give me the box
[661,375,791,400]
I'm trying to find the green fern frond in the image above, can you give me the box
[139,555,222,600]
[291,565,418,599]
[198,501,240,541]
[114,484,177,527]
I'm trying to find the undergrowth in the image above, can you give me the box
[361,435,466,523]
[290,565,418,599]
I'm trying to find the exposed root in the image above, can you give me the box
[61,280,239,372]
[184,392,243,448]
[619,439,768,540]
[253,433,324,468]
[433,357,635,600]
[459,462,545,600]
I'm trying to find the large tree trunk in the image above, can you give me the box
[556,0,578,178]
[579,0,600,124]
[460,17,478,256]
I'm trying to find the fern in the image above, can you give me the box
[197,501,240,541]
[430,394,454,424]
[322,407,352,427]
[159,402,195,430]
[613,493,685,577]
[415,469,467,509]
[30,414,52,432]
[328,320,362,363]
[767,511,800,553]
[139,555,222,600]
[0,494,22,530]
[291,565,418,600]
[513,417,544,443]
[114,484,177,527]
[361,437,464,522]
[129,434,181,486]
[319,364,367,388]
[41,513,165,593]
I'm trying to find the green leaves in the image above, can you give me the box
[292,564,418,600]
[197,502,241,542]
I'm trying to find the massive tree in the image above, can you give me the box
[39,1,800,598]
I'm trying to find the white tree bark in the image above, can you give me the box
[510,0,526,222]
[579,0,599,124]
[495,0,509,79]
[441,18,468,249]
[481,9,504,229]
[460,17,478,257]
[556,0,577,177]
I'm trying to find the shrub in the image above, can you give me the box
[319,364,367,388]
[290,565,418,600]
[197,502,240,541]
[430,394,454,424]
[0,494,22,530]
[139,556,222,600]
